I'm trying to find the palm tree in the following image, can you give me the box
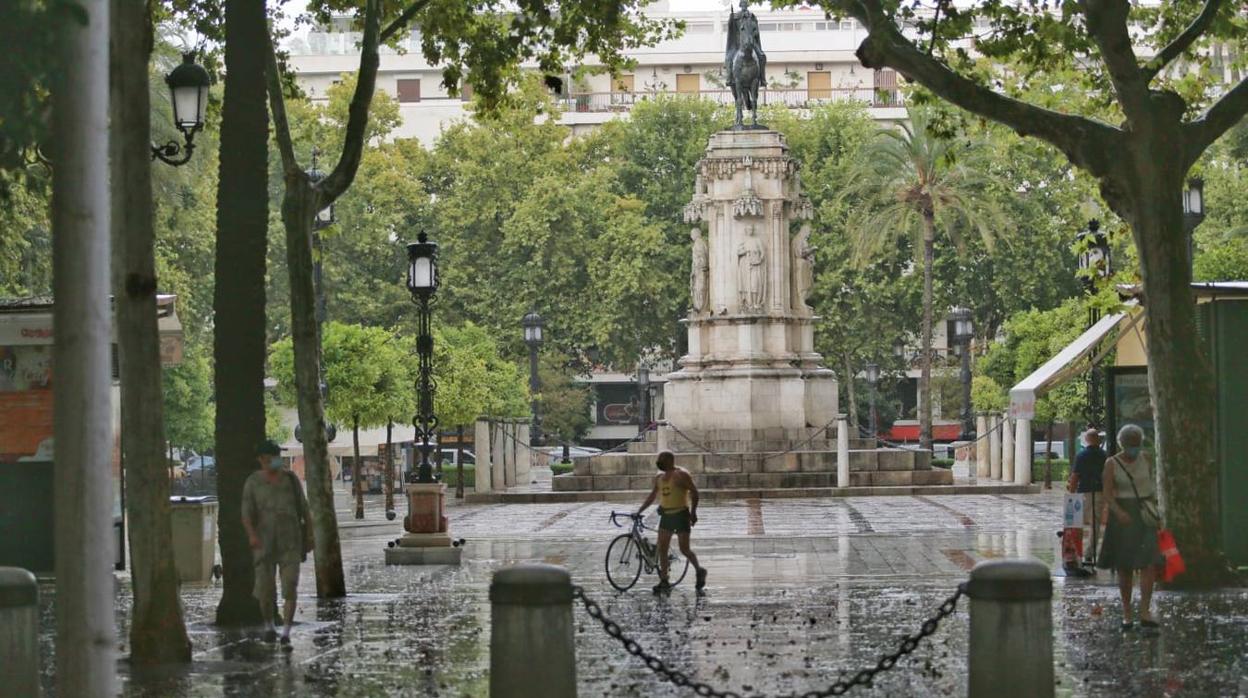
[838,109,1005,450]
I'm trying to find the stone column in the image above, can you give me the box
[836,414,850,488]
[967,560,1053,698]
[989,413,1003,480]
[1014,418,1033,485]
[0,568,39,698]
[1002,417,1016,483]
[473,419,493,493]
[491,564,576,698]
[976,413,990,479]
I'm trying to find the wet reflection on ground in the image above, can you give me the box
[33,494,1248,696]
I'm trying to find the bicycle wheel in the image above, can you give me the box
[605,534,643,592]
[665,546,691,587]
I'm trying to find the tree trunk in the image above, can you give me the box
[280,180,346,595]
[456,424,465,499]
[842,352,859,429]
[110,0,190,663]
[353,414,363,519]
[919,213,935,451]
[213,0,270,625]
[384,419,394,515]
[1120,169,1224,585]
[51,0,116,689]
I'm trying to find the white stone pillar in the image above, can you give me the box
[1014,418,1033,486]
[967,560,1053,698]
[1002,417,1015,483]
[836,414,850,488]
[474,420,493,493]
[989,413,1003,480]
[976,413,990,479]
[0,568,39,698]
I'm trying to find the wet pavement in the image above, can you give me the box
[33,488,1248,697]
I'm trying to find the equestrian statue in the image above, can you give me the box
[725,0,767,129]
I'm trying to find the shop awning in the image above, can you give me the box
[1009,306,1143,419]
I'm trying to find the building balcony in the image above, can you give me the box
[558,87,904,114]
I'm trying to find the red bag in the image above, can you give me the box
[1157,529,1185,582]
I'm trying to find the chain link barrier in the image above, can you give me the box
[572,582,966,697]
[663,417,838,463]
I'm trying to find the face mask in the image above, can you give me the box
[1123,447,1141,459]
[265,457,283,471]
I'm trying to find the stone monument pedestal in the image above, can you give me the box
[385,482,462,566]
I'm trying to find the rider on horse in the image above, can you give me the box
[725,0,767,128]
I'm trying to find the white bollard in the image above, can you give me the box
[836,414,850,489]
[976,413,990,479]
[1002,417,1016,483]
[989,413,1003,480]
[491,564,576,698]
[0,567,40,697]
[967,559,1053,698]
[1014,418,1033,485]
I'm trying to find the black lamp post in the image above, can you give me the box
[406,232,440,484]
[637,365,651,434]
[950,306,974,440]
[1183,177,1206,274]
[152,53,211,166]
[865,361,880,438]
[522,309,545,448]
[1076,219,1112,428]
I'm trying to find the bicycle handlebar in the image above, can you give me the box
[610,511,643,528]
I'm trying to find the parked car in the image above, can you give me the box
[1033,441,1067,460]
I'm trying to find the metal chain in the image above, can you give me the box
[572,582,966,698]
[665,417,838,462]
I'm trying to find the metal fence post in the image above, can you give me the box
[0,567,40,697]
[966,559,1053,698]
[836,414,849,488]
[490,563,576,698]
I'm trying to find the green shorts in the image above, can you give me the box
[658,508,691,534]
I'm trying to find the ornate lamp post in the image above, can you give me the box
[950,307,975,440]
[1183,177,1206,274]
[522,310,545,448]
[152,53,211,166]
[865,362,880,437]
[1076,219,1112,427]
[406,232,439,484]
[637,364,651,434]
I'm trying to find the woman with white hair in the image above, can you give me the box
[1097,423,1163,631]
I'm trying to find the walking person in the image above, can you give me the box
[1069,428,1107,565]
[1097,425,1163,632]
[636,451,708,594]
[242,440,314,647]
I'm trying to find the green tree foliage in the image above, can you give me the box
[163,346,215,455]
[432,322,528,426]
[537,353,593,444]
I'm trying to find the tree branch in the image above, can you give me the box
[321,0,381,202]
[380,0,431,44]
[1143,0,1224,82]
[1183,74,1248,166]
[843,0,1123,178]
[264,38,301,179]
[1080,0,1151,123]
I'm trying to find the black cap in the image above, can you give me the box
[256,440,282,456]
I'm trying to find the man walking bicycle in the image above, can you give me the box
[636,451,708,594]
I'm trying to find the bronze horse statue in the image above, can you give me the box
[725,2,766,129]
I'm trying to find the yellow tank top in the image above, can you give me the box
[658,473,688,512]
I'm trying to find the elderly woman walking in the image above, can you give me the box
[1097,424,1163,631]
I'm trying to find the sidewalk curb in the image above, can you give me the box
[465,483,1043,504]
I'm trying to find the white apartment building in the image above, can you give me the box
[284,1,908,144]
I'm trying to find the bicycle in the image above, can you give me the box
[605,511,690,592]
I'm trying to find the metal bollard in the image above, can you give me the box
[966,559,1053,698]
[836,414,849,489]
[490,563,576,698]
[0,567,40,697]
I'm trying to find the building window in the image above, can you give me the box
[460,82,473,102]
[613,74,635,93]
[397,78,421,103]
[840,20,856,31]
[676,73,700,94]
[686,22,713,34]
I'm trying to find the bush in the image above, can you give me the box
[1032,458,1070,482]
[932,458,954,469]
[439,464,475,489]
[551,462,575,476]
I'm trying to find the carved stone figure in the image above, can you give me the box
[725,0,767,128]
[690,227,709,314]
[792,223,815,311]
[736,225,766,311]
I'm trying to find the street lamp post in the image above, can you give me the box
[865,362,880,438]
[406,232,440,484]
[637,365,651,434]
[1076,219,1112,428]
[522,310,545,448]
[950,307,975,440]
[1183,177,1206,275]
[152,53,211,166]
